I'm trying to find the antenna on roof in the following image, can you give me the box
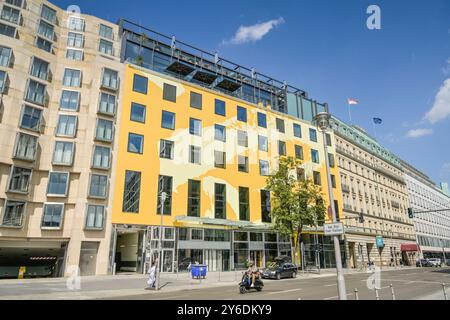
[171,35,176,50]
[214,52,219,65]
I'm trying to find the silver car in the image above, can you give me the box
[427,258,442,267]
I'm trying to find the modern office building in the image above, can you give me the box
[109,20,344,274]
[402,161,450,260]
[0,0,123,277]
[330,117,417,267]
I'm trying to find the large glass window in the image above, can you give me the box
[41,203,64,229]
[1,5,20,24]
[214,183,226,219]
[161,110,175,129]
[98,92,116,115]
[157,175,173,215]
[25,80,46,105]
[237,130,248,147]
[66,49,83,61]
[2,200,26,227]
[189,118,201,136]
[128,133,144,154]
[60,90,80,111]
[239,187,249,221]
[257,112,267,128]
[37,20,54,40]
[47,172,69,196]
[215,99,225,116]
[130,102,145,122]
[52,141,74,165]
[122,170,141,213]
[99,39,113,55]
[189,145,201,165]
[20,105,42,132]
[311,149,319,163]
[95,118,113,142]
[214,124,226,142]
[258,135,268,152]
[293,123,302,138]
[68,16,85,31]
[14,133,37,161]
[40,5,56,24]
[187,179,201,217]
[309,128,318,142]
[99,24,113,39]
[63,68,81,87]
[159,139,174,159]
[101,68,118,90]
[259,160,269,176]
[190,92,202,109]
[261,190,271,223]
[0,46,11,67]
[214,151,226,169]
[89,174,108,198]
[92,145,110,169]
[163,83,176,102]
[56,115,77,137]
[85,205,105,230]
[67,32,84,48]
[237,106,247,122]
[133,74,147,94]
[0,22,16,38]
[8,166,32,193]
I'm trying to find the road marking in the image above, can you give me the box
[324,284,336,287]
[267,288,303,295]
[323,293,352,300]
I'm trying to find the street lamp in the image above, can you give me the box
[155,191,167,291]
[314,111,347,300]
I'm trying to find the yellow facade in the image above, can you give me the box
[112,64,343,228]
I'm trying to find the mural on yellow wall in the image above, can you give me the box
[112,64,343,227]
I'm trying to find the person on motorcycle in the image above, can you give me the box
[247,262,259,287]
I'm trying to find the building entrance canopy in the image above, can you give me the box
[401,244,420,252]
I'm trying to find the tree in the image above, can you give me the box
[265,156,326,266]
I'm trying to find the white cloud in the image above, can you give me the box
[226,17,285,45]
[424,79,450,123]
[406,128,433,138]
[441,57,450,75]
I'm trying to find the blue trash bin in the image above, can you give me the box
[191,264,207,279]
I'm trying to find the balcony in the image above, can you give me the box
[341,184,350,193]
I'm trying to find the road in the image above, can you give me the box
[108,267,450,300]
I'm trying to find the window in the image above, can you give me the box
[98,92,116,115]
[127,102,145,123]
[297,168,306,182]
[133,74,147,94]
[259,160,269,176]
[128,133,144,154]
[239,187,249,221]
[309,128,317,142]
[20,105,42,132]
[66,49,83,61]
[214,183,226,219]
[326,133,332,147]
[8,166,32,193]
[41,203,64,229]
[0,22,16,38]
[258,135,268,152]
[89,174,108,198]
[56,115,77,137]
[0,46,11,67]
[313,171,321,186]
[6,0,23,7]
[238,155,248,173]
[25,80,46,105]
[161,110,175,130]
[189,118,201,136]
[0,70,5,93]
[14,133,37,160]
[47,172,69,196]
[214,124,226,142]
[278,141,286,156]
[328,153,335,168]
[215,99,226,116]
[63,69,81,87]
[331,174,336,189]
[99,39,113,55]
[92,145,111,169]
[190,92,202,109]
[37,20,54,40]
[163,83,176,102]
[67,32,83,48]
[101,68,118,90]
[276,118,285,133]
[40,4,56,24]
[257,112,267,128]
[122,170,141,213]
[261,190,271,223]
[95,118,113,142]
[187,180,201,217]
[293,123,302,138]
[237,130,248,147]
[99,24,113,40]
[68,16,85,31]
[159,139,174,159]
[60,90,80,111]
[52,141,74,165]
[1,5,20,24]
[85,205,105,229]
[237,106,247,122]
[189,145,201,165]
[36,37,52,52]
[157,175,173,215]
[214,151,226,169]
[2,200,25,227]
[295,145,304,160]
[311,149,319,163]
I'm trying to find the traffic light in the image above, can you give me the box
[407,208,414,218]
[358,212,365,223]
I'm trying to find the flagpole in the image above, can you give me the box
[372,121,378,140]
[348,103,352,124]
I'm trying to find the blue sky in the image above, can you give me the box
[51,0,450,185]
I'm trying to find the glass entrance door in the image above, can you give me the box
[249,250,263,268]
[162,249,173,272]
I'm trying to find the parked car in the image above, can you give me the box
[416,259,431,267]
[262,262,297,280]
[428,258,442,267]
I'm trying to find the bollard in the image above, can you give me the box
[375,287,380,300]
[443,283,448,300]
[390,284,396,300]
[354,288,359,300]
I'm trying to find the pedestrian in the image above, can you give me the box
[146,261,157,290]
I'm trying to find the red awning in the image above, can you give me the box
[401,244,420,252]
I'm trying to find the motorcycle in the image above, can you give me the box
[239,272,264,294]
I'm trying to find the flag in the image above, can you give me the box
[348,98,359,105]
[373,117,383,124]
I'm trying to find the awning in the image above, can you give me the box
[174,216,272,230]
[401,243,420,252]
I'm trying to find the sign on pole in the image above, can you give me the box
[324,223,344,236]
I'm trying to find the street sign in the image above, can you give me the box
[376,236,384,248]
[323,222,344,236]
